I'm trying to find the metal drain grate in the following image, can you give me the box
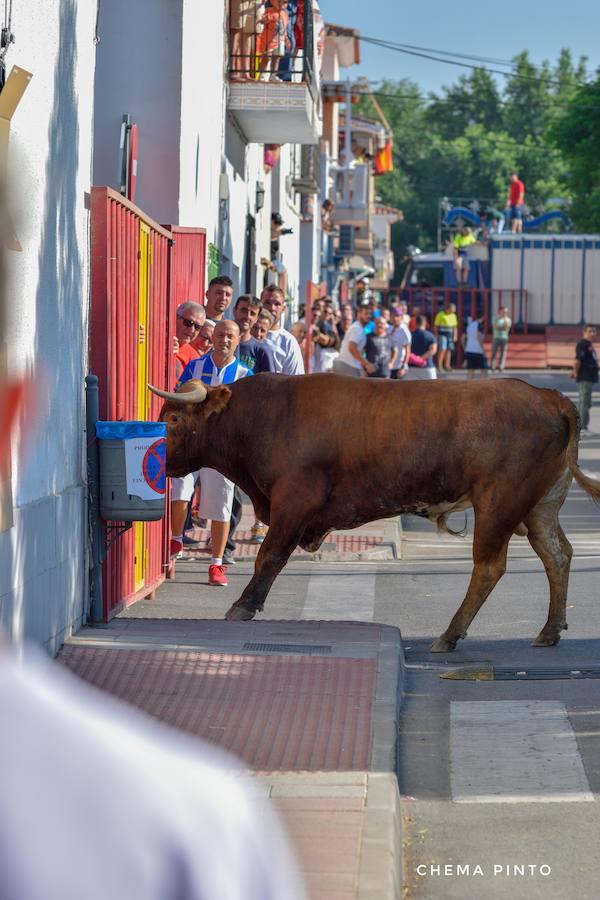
[442,664,600,682]
[495,667,600,681]
[242,642,332,656]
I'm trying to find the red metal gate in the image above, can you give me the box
[90,188,206,619]
[167,226,207,307]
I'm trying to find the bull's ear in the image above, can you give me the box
[203,385,232,418]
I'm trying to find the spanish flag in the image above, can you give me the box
[375,139,393,175]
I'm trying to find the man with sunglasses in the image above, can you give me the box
[174,301,205,378]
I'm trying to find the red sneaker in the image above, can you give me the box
[208,564,228,587]
[170,538,183,560]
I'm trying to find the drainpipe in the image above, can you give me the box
[85,374,104,622]
[344,79,352,207]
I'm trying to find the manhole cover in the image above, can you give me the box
[242,642,332,656]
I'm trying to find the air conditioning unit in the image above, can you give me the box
[292,145,321,194]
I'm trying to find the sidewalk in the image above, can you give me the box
[60,616,405,898]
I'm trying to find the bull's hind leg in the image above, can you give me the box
[225,472,329,621]
[526,470,573,647]
[430,516,512,653]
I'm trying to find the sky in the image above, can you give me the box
[322,0,600,94]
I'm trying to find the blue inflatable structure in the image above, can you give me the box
[443,206,572,233]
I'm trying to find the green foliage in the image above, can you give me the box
[551,77,600,231]
[358,51,588,281]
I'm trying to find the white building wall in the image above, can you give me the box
[299,214,320,301]
[2,0,96,652]
[221,122,273,298]
[271,145,302,322]
[178,0,227,247]
[93,0,183,225]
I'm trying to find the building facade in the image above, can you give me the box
[1,0,398,651]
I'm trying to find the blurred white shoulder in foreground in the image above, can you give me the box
[0,644,306,900]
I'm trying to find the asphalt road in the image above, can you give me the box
[125,370,600,899]
[396,372,600,900]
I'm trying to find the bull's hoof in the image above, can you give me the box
[430,636,458,653]
[225,604,257,621]
[532,632,561,647]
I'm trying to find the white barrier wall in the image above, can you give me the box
[583,238,600,325]
[522,240,553,325]
[2,0,96,652]
[491,235,600,326]
[553,244,583,325]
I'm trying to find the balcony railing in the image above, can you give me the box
[227,0,320,144]
[331,163,370,225]
[292,144,321,194]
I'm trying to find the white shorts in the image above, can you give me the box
[170,468,234,522]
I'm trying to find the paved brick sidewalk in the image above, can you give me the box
[60,617,404,896]
[254,773,402,900]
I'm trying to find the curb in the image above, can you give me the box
[383,515,403,560]
[291,546,396,562]
[358,774,402,899]
[371,625,405,773]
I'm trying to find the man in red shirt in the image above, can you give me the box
[174,301,205,378]
[506,172,525,234]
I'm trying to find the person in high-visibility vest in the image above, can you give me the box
[453,226,477,285]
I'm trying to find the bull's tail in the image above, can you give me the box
[564,398,600,504]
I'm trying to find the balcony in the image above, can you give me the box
[292,144,321,194]
[332,163,370,226]
[354,232,373,255]
[227,0,321,145]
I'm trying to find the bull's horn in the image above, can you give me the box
[148,382,208,404]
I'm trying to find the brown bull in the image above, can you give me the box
[150,374,600,651]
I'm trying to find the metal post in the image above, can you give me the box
[85,374,104,622]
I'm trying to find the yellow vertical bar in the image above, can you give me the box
[135,224,151,590]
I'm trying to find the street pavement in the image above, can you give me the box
[61,370,600,899]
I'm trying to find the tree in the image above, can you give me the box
[502,51,553,143]
[426,69,504,140]
[551,76,600,231]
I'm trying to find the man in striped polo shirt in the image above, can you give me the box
[170,319,248,586]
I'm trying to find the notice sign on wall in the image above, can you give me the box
[125,436,167,500]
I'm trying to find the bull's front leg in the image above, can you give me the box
[225,472,328,621]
